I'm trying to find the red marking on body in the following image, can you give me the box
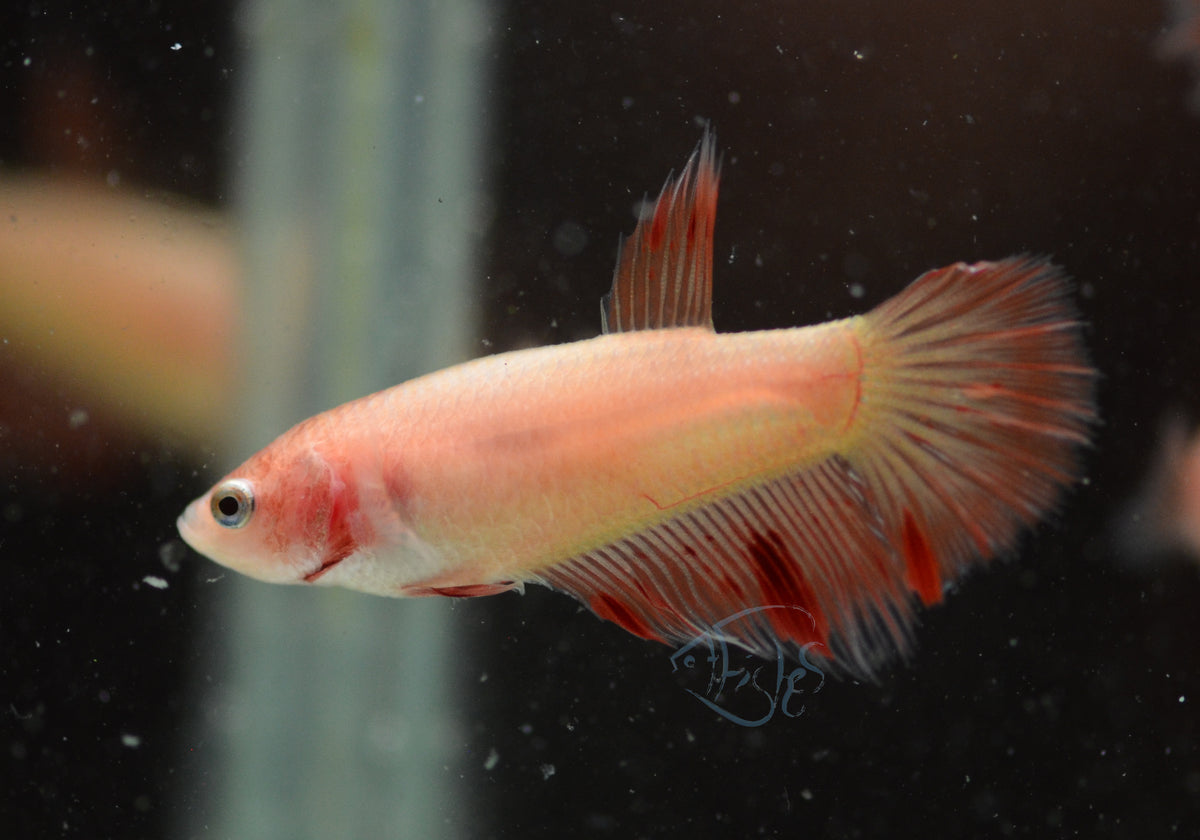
[901,511,943,606]
[590,593,662,641]
[844,333,864,432]
[747,530,828,646]
[639,473,753,512]
[304,467,370,583]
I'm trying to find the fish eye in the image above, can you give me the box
[210,479,255,529]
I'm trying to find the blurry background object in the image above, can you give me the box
[1117,413,1200,563]
[180,0,492,838]
[1160,0,1200,110]
[0,176,238,455]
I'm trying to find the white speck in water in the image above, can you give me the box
[728,91,741,104]
[853,50,865,60]
[106,170,120,187]
[158,541,184,573]
[414,93,424,104]
[801,788,814,801]
[484,748,499,770]
[23,57,31,67]
[848,283,865,300]
[170,42,182,51]
[1180,695,1187,703]
[478,671,489,683]
[67,408,89,429]
[121,733,142,748]
[518,723,533,735]
[539,763,556,780]
[142,575,169,590]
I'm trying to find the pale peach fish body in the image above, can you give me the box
[297,320,861,585]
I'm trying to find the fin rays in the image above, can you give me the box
[538,457,918,679]
[601,128,720,333]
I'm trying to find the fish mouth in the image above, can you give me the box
[175,502,204,553]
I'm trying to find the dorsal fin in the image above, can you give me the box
[601,128,720,333]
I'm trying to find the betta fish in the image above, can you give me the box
[178,130,1095,677]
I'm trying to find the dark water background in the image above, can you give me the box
[4,0,1199,836]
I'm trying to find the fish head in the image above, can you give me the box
[177,441,355,585]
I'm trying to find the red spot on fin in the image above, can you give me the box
[589,593,663,642]
[746,530,827,645]
[601,128,719,333]
[901,512,942,606]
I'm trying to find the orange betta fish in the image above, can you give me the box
[178,130,1095,677]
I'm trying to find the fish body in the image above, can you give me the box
[185,320,859,587]
[179,131,1095,676]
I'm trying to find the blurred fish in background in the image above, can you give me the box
[0,27,240,490]
[1159,0,1200,109]
[1118,414,1200,563]
[0,177,238,459]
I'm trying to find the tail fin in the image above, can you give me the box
[851,256,1096,605]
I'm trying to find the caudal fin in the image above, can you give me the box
[851,256,1096,606]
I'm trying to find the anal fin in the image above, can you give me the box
[536,456,916,680]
